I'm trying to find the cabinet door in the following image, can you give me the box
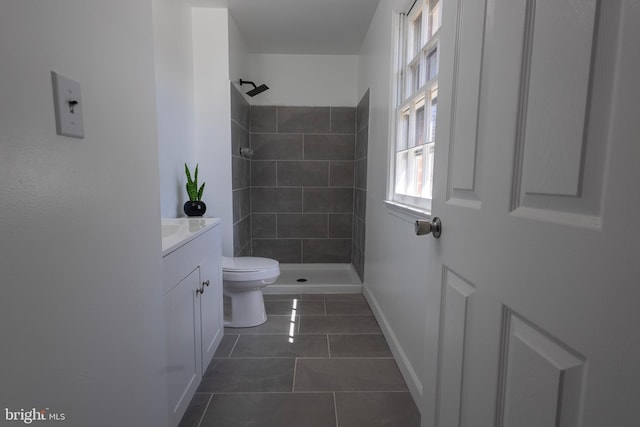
[199,246,223,372]
[165,268,201,424]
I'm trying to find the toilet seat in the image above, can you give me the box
[222,256,278,271]
[222,256,280,282]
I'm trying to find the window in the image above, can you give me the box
[389,0,442,212]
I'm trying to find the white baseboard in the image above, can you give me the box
[363,286,423,412]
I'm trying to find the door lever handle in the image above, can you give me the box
[415,217,442,238]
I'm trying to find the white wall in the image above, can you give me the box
[153,0,197,217]
[248,54,359,106]
[0,1,168,426]
[155,6,239,257]
[228,13,250,91]
[358,0,431,408]
[192,8,235,256]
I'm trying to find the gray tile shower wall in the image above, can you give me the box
[250,106,356,264]
[353,90,369,281]
[231,84,252,256]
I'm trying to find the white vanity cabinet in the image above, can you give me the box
[161,219,222,427]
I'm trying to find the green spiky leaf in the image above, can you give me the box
[185,163,193,183]
[185,162,205,201]
[197,182,205,201]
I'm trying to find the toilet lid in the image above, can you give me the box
[222,256,279,272]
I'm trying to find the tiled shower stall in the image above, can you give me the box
[230,84,368,281]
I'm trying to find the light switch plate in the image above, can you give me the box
[51,71,84,139]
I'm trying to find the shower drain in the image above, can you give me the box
[296,278,308,283]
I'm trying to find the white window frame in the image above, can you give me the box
[387,0,442,216]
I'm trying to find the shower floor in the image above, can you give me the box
[264,263,362,294]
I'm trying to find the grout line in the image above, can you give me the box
[254,237,355,240]
[228,335,241,358]
[292,358,298,392]
[207,390,409,395]
[295,313,376,316]
[208,391,343,395]
[225,332,383,336]
[294,356,394,360]
[214,356,306,359]
[333,392,339,427]
[326,334,331,358]
[324,332,385,336]
[329,390,413,394]
[295,332,383,336]
[195,393,214,427]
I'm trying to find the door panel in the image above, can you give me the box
[509,0,615,229]
[165,268,201,422]
[496,309,586,427]
[435,268,475,427]
[447,0,487,204]
[519,0,597,198]
[199,242,222,372]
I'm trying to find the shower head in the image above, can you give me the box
[239,79,269,97]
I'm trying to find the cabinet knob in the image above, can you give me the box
[196,287,204,295]
[203,280,210,287]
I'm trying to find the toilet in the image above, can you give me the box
[222,256,280,327]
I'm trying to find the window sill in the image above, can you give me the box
[384,200,431,223]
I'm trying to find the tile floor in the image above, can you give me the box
[178,293,420,427]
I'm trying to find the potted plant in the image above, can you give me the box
[183,163,206,217]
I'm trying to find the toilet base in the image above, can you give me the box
[224,287,268,328]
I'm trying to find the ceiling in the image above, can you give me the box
[189,0,381,55]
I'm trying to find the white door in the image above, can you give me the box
[199,242,223,371]
[422,0,640,426]
[165,268,202,424]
